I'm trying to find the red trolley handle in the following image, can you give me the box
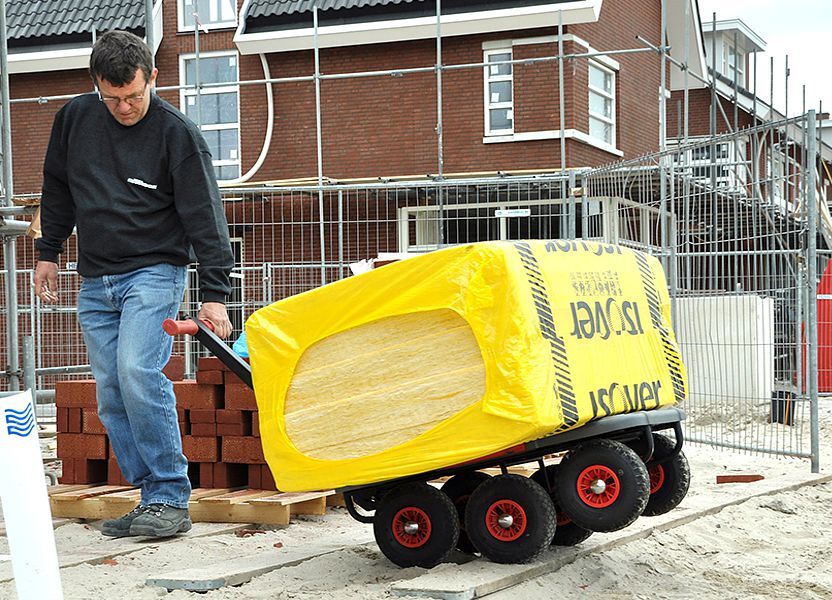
[162,318,215,336]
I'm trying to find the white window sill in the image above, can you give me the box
[483,129,623,157]
[178,22,238,34]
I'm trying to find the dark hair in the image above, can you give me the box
[89,30,153,87]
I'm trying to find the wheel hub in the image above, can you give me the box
[392,507,432,549]
[485,500,527,542]
[576,464,621,508]
[497,514,514,529]
[589,478,607,495]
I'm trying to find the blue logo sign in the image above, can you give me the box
[5,402,35,437]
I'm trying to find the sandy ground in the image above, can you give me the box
[1,408,831,599]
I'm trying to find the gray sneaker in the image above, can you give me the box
[129,503,192,537]
[102,505,148,537]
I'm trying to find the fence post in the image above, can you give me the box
[806,110,820,473]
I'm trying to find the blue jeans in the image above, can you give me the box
[78,263,190,508]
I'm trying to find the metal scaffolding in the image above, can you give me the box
[0,1,826,470]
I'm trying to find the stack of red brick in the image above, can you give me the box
[56,355,276,490]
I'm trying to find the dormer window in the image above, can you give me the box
[724,41,745,83]
[702,19,765,87]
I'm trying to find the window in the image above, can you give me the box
[179,0,236,31]
[484,49,514,135]
[180,52,241,181]
[723,41,745,83]
[398,200,577,253]
[588,61,615,146]
[673,139,747,193]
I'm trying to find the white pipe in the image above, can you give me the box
[222,53,274,186]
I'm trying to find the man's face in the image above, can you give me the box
[96,67,158,127]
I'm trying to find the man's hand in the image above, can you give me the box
[199,301,233,339]
[34,261,59,304]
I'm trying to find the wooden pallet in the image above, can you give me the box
[48,484,343,525]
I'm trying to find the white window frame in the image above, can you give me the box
[178,0,237,33]
[723,40,745,83]
[483,48,514,137]
[179,50,241,182]
[588,60,616,147]
[398,198,568,253]
[673,137,747,194]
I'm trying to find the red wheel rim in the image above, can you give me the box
[649,464,665,494]
[576,464,621,508]
[556,510,572,526]
[484,499,528,542]
[392,507,432,548]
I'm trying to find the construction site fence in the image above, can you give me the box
[0,114,824,468]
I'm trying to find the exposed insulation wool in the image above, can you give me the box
[284,309,485,460]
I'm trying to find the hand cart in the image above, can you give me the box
[164,317,689,568]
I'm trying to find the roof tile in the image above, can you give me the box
[6,0,145,42]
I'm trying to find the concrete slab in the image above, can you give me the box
[390,474,832,600]
[146,542,359,591]
[0,522,246,583]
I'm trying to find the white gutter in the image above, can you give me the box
[234,1,603,55]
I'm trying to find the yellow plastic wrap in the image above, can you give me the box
[246,240,687,492]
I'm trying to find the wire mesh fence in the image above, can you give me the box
[0,114,823,464]
[584,114,822,460]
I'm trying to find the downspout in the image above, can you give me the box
[223,53,274,185]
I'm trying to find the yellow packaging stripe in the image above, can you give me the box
[512,241,578,429]
[632,251,687,404]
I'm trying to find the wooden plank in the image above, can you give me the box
[47,484,96,496]
[326,493,345,508]
[189,500,290,525]
[247,491,333,506]
[45,484,327,525]
[51,495,128,520]
[190,487,241,500]
[199,490,277,505]
[51,485,133,501]
[100,489,141,504]
[289,497,327,516]
[716,474,764,484]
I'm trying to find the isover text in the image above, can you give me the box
[589,379,662,419]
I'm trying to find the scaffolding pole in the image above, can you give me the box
[807,109,819,473]
[0,0,20,391]
[313,5,327,285]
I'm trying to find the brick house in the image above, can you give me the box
[667,18,832,212]
[6,0,706,193]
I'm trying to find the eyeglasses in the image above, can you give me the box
[97,82,149,107]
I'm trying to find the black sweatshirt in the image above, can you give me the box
[36,93,233,303]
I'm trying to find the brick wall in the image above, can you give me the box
[9,1,677,194]
[667,88,756,138]
[571,0,663,159]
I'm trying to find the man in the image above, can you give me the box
[34,31,234,538]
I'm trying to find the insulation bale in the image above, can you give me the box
[247,240,687,492]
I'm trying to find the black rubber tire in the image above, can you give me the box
[373,482,459,568]
[530,465,593,547]
[641,434,691,516]
[555,439,649,533]
[464,474,556,564]
[441,471,492,553]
